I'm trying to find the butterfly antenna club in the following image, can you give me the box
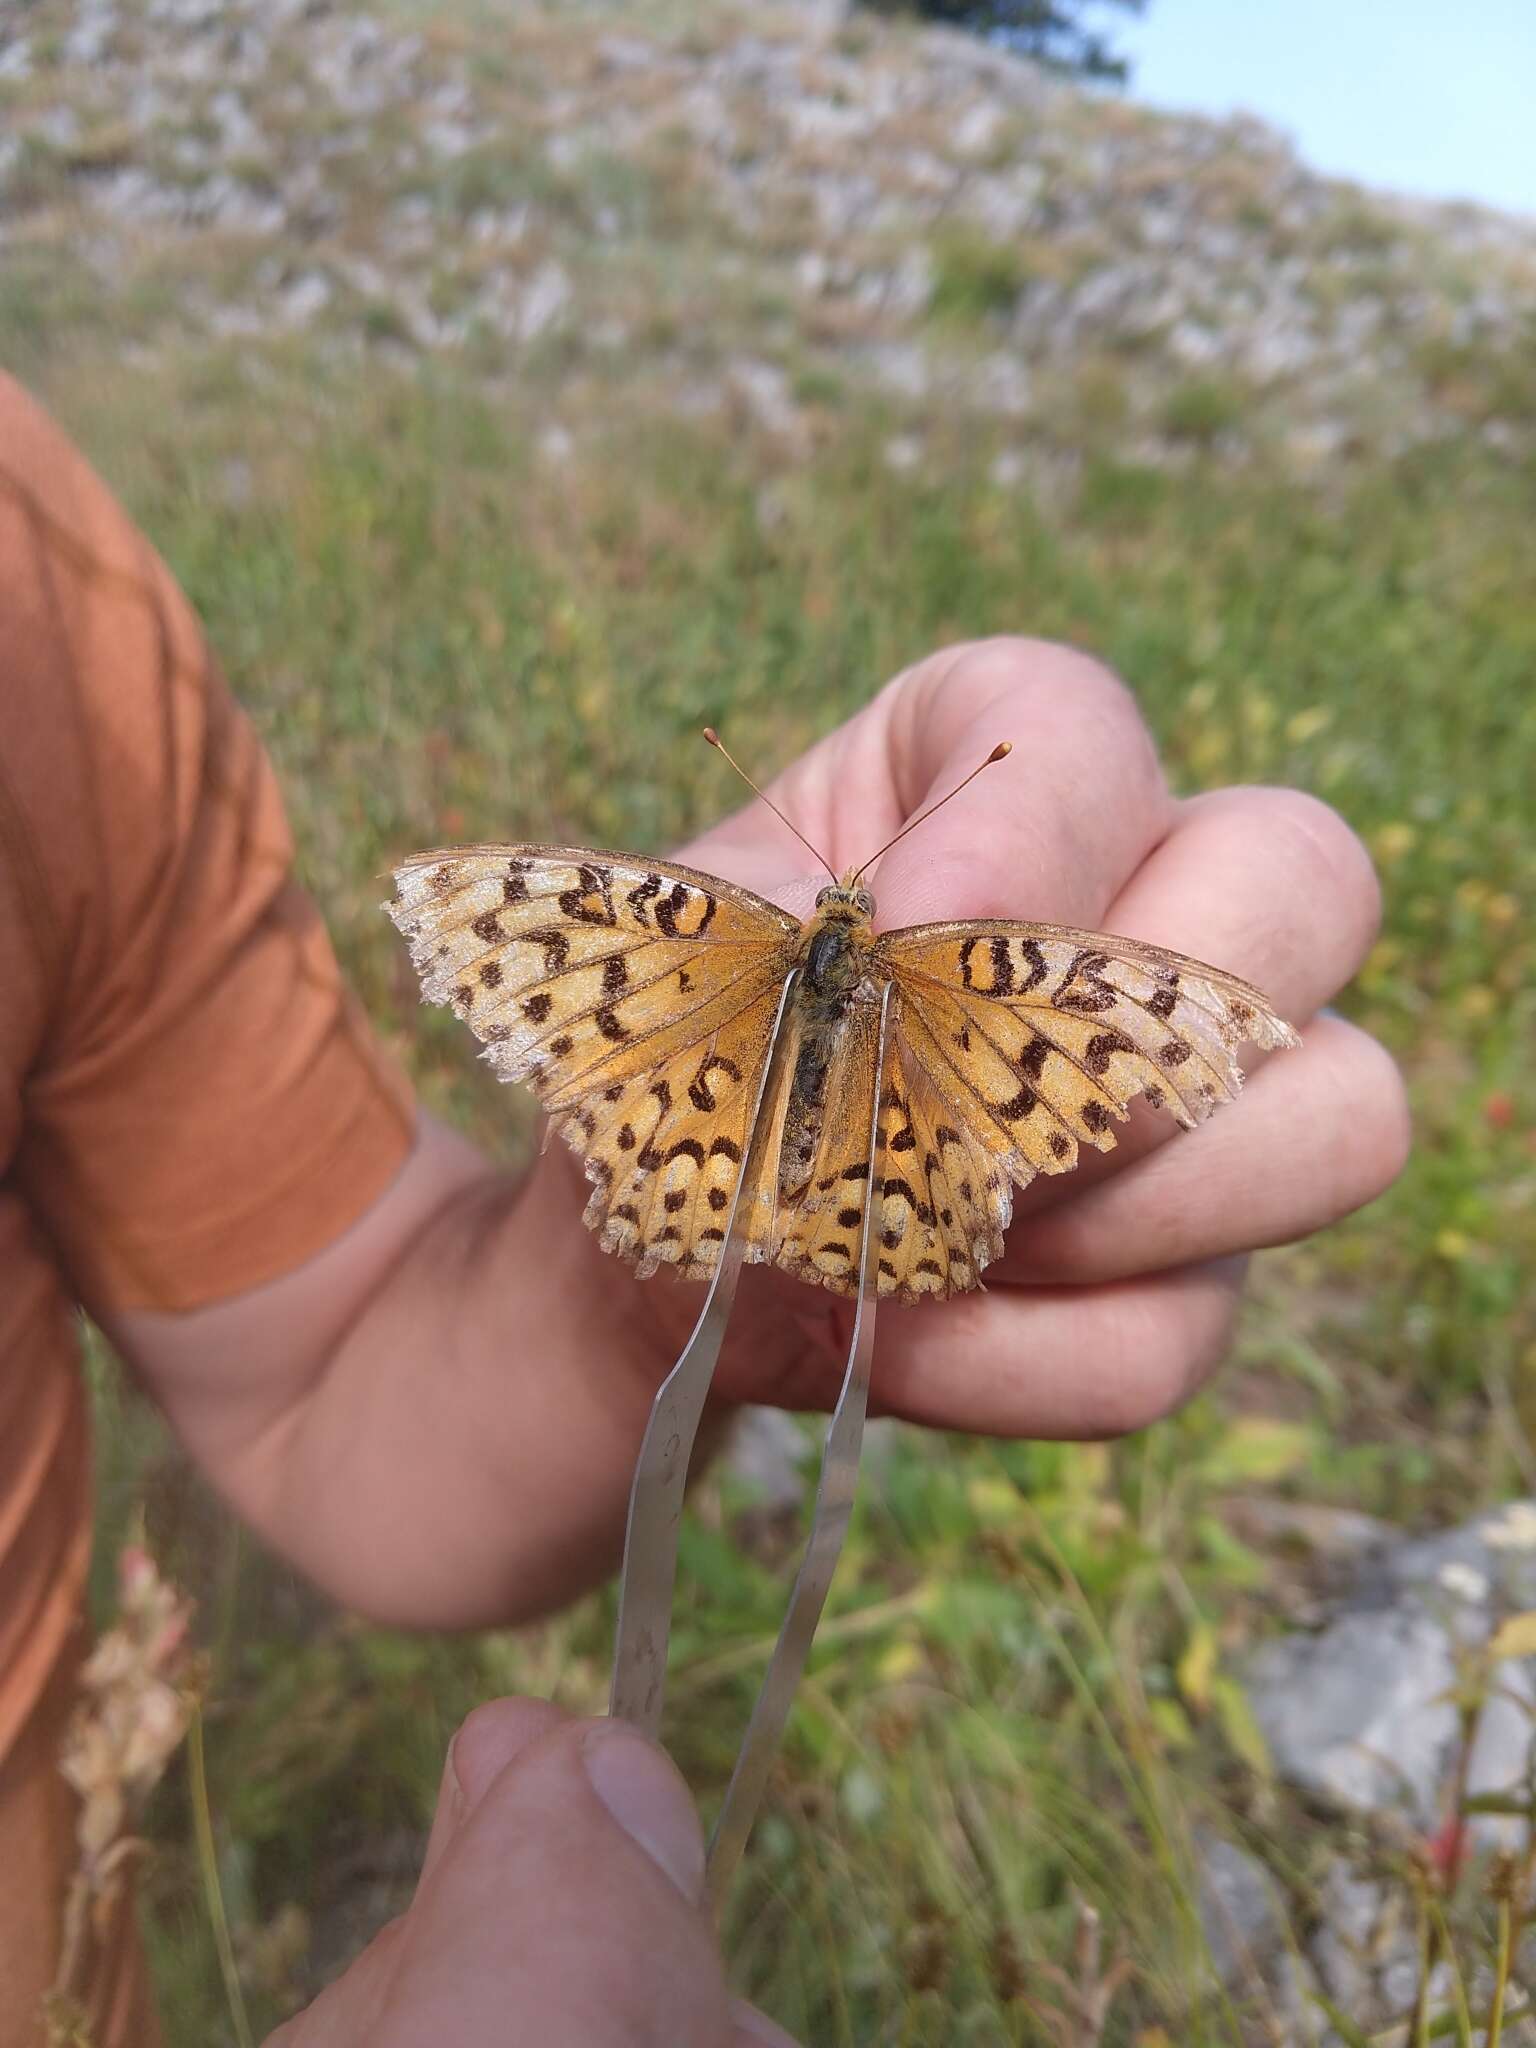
[703,726,839,884]
[851,740,1011,884]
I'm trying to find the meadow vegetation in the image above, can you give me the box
[4,3,1535,2040]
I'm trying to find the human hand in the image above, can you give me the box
[542,635,1408,1436]
[266,1698,797,2048]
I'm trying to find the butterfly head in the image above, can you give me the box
[814,878,877,922]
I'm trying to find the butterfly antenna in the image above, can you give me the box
[703,727,839,884]
[850,741,1012,884]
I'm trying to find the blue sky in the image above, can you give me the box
[1118,0,1535,216]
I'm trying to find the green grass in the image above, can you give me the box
[19,279,1536,2044]
[927,226,1032,325]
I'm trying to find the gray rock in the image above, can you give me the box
[727,1407,808,1514]
[1246,1607,1459,1827]
[1195,1832,1287,1989]
[1245,1498,1536,1852]
[1309,1862,1391,2014]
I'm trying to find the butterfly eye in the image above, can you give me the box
[814,887,838,908]
[854,889,876,918]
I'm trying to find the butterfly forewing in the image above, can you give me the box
[880,919,1300,1196]
[390,846,799,1276]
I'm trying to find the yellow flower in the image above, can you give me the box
[1435,1228,1470,1261]
[1286,705,1333,744]
[1363,937,1400,978]
[877,1640,926,1684]
[1374,821,1417,862]
[1460,985,1496,1020]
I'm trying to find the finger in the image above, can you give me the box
[372,1719,736,2048]
[874,637,1174,928]
[686,638,1174,925]
[1001,1014,1410,1286]
[1107,783,1381,1020]
[1003,782,1383,1218]
[731,2002,803,2047]
[417,1695,570,1890]
[863,1256,1248,1440]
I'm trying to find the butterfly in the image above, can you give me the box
[387,734,1299,1302]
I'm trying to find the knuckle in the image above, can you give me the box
[1252,787,1384,947]
[1321,1020,1413,1199]
[1089,1265,1243,1438]
[937,635,1165,792]
[953,634,1139,718]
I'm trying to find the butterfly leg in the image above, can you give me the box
[609,968,803,1735]
[703,978,895,1912]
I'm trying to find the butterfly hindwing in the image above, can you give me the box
[564,973,791,1279]
[874,1036,1012,1299]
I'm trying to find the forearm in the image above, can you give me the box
[113,1118,696,1629]
[259,1163,663,1625]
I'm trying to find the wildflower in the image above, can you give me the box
[46,1547,202,2039]
[1286,705,1333,744]
[1484,1092,1515,1131]
[1374,821,1416,862]
[1485,1502,1536,1551]
[1425,1810,1467,1889]
[1485,892,1520,928]
[1436,1561,1489,1604]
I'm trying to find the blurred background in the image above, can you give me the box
[4,0,1534,2038]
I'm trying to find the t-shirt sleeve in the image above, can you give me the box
[0,373,416,1313]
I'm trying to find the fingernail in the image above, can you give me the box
[581,1724,704,1903]
[729,2000,802,2047]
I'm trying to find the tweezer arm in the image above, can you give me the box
[609,970,802,1736]
[704,978,894,1908]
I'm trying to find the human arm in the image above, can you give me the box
[103,635,1409,1625]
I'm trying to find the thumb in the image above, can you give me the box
[268,1699,801,2048]
[375,1711,758,2048]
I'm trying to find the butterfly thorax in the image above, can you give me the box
[796,881,879,1016]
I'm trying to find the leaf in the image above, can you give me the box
[966,1476,1022,1526]
[1177,1623,1217,1712]
[1488,1611,1536,1661]
[1147,1698,1192,1752]
[1304,1985,1374,2048]
[1211,1675,1273,1779]
[1200,1417,1316,1485]
[1462,1790,1534,1816]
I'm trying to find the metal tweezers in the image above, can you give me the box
[609,970,894,1911]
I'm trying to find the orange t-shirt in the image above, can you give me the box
[0,373,415,2045]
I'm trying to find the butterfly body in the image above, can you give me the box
[390,842,1298,1304]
